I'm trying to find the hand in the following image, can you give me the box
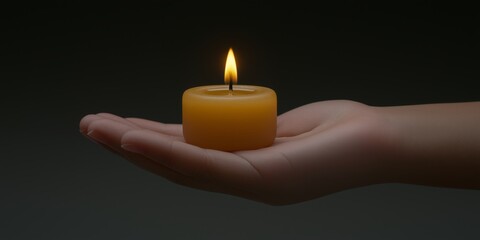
[80,100,393,205]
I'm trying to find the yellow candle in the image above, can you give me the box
[182,48,277,151]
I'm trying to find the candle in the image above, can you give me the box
[182,48,277,151]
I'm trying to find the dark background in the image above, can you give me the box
[1,1,479,239]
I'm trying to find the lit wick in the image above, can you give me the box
[224,48,237,92]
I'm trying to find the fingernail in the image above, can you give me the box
[121,144,141,154]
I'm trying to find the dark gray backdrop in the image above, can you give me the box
[1,2,479,239]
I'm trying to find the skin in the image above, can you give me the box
[79,100,480,205]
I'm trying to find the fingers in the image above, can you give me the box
[80,114,218,191]
[121,130,264,191]
[80,114,262,200]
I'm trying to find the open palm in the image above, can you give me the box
[80,100,393,205]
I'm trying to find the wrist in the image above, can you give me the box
[377,102,480,188]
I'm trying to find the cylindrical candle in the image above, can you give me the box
[182,85,277,151]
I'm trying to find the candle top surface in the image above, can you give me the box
[184,85,275,100]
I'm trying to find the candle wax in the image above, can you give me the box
[182,85,277,151]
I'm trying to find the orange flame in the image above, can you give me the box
[224,48,237,85]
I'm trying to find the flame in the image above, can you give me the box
[224,48,237,85]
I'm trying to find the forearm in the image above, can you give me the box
[379,102,480,188]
